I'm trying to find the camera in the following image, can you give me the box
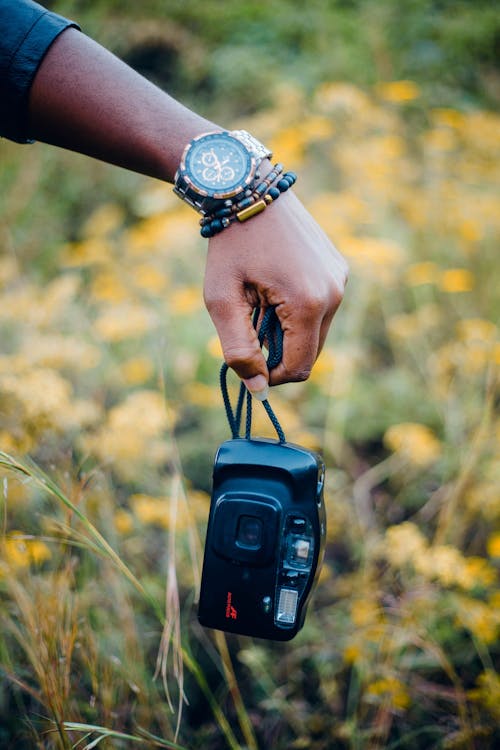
[198,437,326,641]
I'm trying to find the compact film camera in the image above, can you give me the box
[198,437,326,641]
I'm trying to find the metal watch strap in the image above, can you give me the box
[231,130,272,162]
[173,178,206,211]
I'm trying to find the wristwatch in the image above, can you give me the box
[173,130,272,214]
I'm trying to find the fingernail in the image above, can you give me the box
[243,375,269,401]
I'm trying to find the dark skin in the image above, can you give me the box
[28,28,348,398]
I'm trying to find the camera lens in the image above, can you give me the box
[236,515,263,550]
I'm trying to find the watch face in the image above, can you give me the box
[182,132,254,199]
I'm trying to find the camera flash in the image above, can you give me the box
[276,587,299,624]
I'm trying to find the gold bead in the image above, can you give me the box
[236,199,267,222]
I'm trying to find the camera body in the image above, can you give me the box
[198,438,326,640]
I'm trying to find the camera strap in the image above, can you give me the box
[220,307,286,443]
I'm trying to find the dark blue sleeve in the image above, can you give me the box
[0,0,79,143]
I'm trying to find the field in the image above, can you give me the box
[0,1,499,748]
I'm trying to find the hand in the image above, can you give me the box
[203,189,348,397]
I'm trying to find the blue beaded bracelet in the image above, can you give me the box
[200,167,297,238]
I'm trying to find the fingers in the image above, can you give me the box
[269,299,325,386]
[203,275,270,397]
[268,248,346,385]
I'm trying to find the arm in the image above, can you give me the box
[27,27,348,395]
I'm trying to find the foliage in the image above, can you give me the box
[1,1,499,748]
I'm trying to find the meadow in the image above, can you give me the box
[0,1,499,748]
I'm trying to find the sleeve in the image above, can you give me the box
[0,0,80,143]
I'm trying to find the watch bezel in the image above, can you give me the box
[177,131,258,200]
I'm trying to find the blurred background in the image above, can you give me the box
[0,1,499,748]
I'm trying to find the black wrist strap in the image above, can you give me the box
[220,307,286,443]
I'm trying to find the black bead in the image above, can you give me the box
[214,206,233,218]
[236,196,255,211]
[200,224,213,238]
[210,218,224,233]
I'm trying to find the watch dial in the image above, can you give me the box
[185,133,253,197]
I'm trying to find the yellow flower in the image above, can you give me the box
[82,391,170,478]
[456,597,499,644]
[124,209,193,256]
[460,111,500,154]
[0,368,73,424]
[169,286,203,316]
[269,125,307,168]
[385,522,427,567]
[487,533,500,559]
[460,557,497,589]
[0,430,34,454]
[183,382,220,408]
[91,271,128,302]
[423,128,457,152]
[93,303,158,342]
[384,423,442,466]
[311,348,360,396]
[19,333,101,370]
[416,545,465,587]
[456,318,497,343]
[431,108,466,129]
[440,268,474,293]
[468,671,500,722]
[376,80,421,103]
[307,191,371,239]
[386,313,421,340]
[81,203,125,238]
[465,477,500,521]
[108,391,167,436]
[131,263,168,294]
[350,599,382,627]
[300,115,335,142]
[366,677,411,711]
[2,533,51,568]
[3,534,31,568]
[404,262,440,287]
[340,236,406,285]
[120,357,154,385]
[307,347,336,387]
[28,540,52,565]
[114,509,134,535]
[62,238,113,267]
[314,82,372,114]
[343,643,362,664]
[206,336,223,359]
[132,494,170,528]
[458,218,483,245]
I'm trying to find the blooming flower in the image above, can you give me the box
[384,423,442,466]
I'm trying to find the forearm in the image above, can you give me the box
[28,27,216,182]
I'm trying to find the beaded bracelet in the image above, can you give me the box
[199,165,297,238]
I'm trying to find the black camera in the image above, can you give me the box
[198,437,326,641]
